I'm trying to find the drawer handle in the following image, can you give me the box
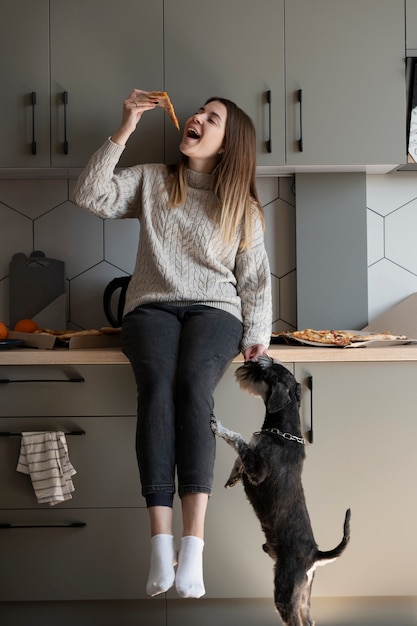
[297,89,304,152]
[31,91,37,155]
[306,375,313,443]
[0,430,85,437]
[266,89,272,153]
[63,90,69,154]
[0,522,86,529]
[0,376,84,384]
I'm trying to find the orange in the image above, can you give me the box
[0,321,8,339]
[14,318,39,333]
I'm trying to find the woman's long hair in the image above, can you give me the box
[168,97,264,250]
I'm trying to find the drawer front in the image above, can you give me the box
[0,416,145,508]
[0,508,150,601]
[0,364,137,416]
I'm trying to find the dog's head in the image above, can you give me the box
[235,355,301,413]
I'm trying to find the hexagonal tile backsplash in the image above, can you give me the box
[2,172,417,333]
[0,175,297,332]
[367,173,417,321]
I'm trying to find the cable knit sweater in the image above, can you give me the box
[74,138,272,351]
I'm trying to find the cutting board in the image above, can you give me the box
[362,293,417,338]
[9,251,66,329]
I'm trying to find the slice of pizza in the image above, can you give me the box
[278,328,409,346]
[349,331,407,342]
[147,91,180,130]
[291,329,354,346]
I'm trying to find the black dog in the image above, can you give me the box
[211,355,350,626]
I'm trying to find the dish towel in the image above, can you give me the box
[16,431,77,506]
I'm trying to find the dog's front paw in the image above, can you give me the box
[210,414,221,435]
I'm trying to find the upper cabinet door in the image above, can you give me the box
[406,0,417,53]
[285,0,406,167]
[0,1,50,167]
[50,0,164,167]
[163,0,285,167]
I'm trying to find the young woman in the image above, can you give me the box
[74,89,272,599]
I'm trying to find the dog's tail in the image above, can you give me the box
[315,508,351,565]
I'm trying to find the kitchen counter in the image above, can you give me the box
[2,343,417,365]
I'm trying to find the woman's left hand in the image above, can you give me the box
[243,344,268,362]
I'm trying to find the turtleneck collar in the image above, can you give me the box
[186,168,214,191]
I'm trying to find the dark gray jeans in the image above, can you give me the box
[122,303,243,504]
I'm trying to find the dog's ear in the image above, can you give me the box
[267,382,291,413]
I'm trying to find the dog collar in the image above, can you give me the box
[254,428,305,445]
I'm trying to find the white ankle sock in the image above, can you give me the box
[175,535,206,598]
[146,534,177,597]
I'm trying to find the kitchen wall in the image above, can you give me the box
[0,175,297,332]
[1,171,417,332]
[367,172,417,322]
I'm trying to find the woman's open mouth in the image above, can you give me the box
[187,128,200,139]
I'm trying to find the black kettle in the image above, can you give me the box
[103,276,131,327]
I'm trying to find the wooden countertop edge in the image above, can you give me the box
[2,344,417,365]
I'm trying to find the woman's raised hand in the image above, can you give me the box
[111,89,159,146]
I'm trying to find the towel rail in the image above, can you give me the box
[0,430,85,437]
[0,522,86,529]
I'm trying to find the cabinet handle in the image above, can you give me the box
[0,522,86,530]
[306,375,313,443]
[0,375,84,384]
[297,89,304,152]
[31,91,37,155]
[266,90,272,153]
[63,91,69,154]
[0,430,85,437]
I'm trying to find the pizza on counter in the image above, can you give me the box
[33,327,120,340]
[273,329,408,346]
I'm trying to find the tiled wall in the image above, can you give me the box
[3,170,415,334]
[366,172,417,322]
[0,175,297,333]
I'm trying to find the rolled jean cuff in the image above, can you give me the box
[145,493,174,508]
[178,485,212,498]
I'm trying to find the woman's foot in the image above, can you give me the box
[146,534,177,597]
[175,535,206,598]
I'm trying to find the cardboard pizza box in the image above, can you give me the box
[8,330,121,350]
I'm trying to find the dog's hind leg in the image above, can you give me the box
[299,574,315,626]
[274,564,316,626]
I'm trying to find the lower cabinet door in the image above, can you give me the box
[295,362,417,597]
[0,508,150,600]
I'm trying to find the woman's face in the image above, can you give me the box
[179,100,227,173]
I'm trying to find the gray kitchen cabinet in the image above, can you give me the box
[0,0,408,171]
[0,364,150,602]
[295,361,417,598]
[49,0,164,168]
[0,1,50,168]
[285,0,406,168]
[0,0,164,168]
[406,0,417,53]
[0,362,284,606]
[0,509,150,601]
[163,0,286,167]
